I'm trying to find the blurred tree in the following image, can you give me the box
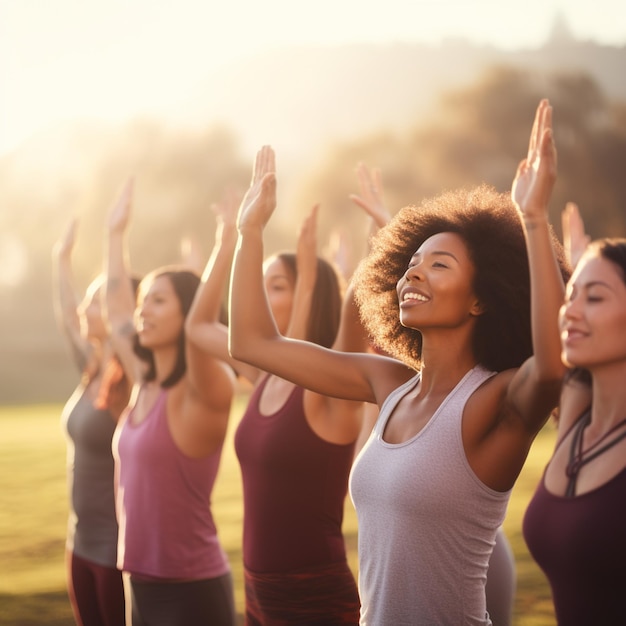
[294,65,626,274]
[0,120,250,403]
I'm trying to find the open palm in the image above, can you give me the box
[237,145,277,231]
[511,99,557,221]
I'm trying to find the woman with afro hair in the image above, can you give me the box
[229,99,569,625]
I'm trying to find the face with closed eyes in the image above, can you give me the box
[396,232,483,332]
[263,256,296,336]
[560,252,626,370]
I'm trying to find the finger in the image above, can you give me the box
[372,168,383,195]
[349,194,371,214]
[309,203,320,222]
[356,164,371,197]
[528,99,546,160]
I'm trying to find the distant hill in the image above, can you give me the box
[183,34,626,166]
[1,32,626,404]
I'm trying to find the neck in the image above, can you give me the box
[589,360,626,428]
[419,333,477,396]
[151,345,179,386]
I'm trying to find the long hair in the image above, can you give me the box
[353,184,570,372]
[566,237,626,387]
[133,267,201,388]
[276,253,343,348]
[91,276,141,418]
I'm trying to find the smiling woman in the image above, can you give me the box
[227,101,570,624]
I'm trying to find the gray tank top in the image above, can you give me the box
[63,385,119,567]
[349,366,509,625]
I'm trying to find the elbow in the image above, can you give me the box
[228,334,243,361]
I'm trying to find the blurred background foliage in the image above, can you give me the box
[1,56,625,404]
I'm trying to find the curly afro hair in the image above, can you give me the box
[352,184,570,373]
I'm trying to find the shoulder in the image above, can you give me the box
[369,354,417,405]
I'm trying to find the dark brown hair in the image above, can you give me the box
[133,268,201,388]
[276,253,343,348]
[353,184,570,372]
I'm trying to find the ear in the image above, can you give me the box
[470,299,486,317]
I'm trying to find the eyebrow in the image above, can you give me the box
[411,250,460,263]
[582,280,614,290]
[569,279,614,294]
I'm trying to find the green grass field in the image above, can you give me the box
[0,399,557,625]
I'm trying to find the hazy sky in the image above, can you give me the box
[2,0,625,157]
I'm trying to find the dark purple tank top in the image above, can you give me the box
[234,377,355,573]
[523,467,626,624]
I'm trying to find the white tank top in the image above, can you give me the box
[349,366,509,625]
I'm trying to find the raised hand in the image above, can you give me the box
[180,236,205,273]
[54,217,78,260]
[511,99,557,221]
[108,178,134,234]
[561,201,590,268]
[237,145,276,232]
[296,203,319,280]
[212,186,242,238]
[349,163,391,229]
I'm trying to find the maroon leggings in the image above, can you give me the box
[67,550,125,626]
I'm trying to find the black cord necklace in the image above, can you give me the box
[565,409,626,498]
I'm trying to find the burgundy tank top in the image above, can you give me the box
[114,389,229,580]
[524,466,626,624]
[234,377,355,573]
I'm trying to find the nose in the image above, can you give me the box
[562,296,582,320]
[404,262,424,282]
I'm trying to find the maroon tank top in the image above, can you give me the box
[524,461,626,623]
[234,377,355,573]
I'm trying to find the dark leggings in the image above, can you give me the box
[67,550,125,626]
[128,572,236,626]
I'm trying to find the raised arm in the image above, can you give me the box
[349,163,391,230]
[286,203,319,340]
[104,179,143,385]
[185,188,259,384]
[508,99,566,428]
[229,146,394,404]
[561,201,590,269]
[52,218,92,372]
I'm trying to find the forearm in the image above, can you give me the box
[105,229,135,328]
[524,215,566,381]
[52,250,88,370]
[229,229,280,360]
[287,273,314,340]
[52,252,80,332]
[187,228,236,333]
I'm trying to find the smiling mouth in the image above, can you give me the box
[403,292,429,302]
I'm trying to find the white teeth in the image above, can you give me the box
[404,292,428,302]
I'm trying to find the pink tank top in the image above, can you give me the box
[114,388,229,580]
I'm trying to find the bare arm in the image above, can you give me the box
[561,201,589,269]
[52,218,91,372]
[104,180,143,385]
[507,99,566,430]
[185,188,260,384]
[229,146,407,404]
[287,203,319,340]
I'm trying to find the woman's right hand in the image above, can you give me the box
[561,201,590,268]
[108,178,134,234]
[53,217,78,260]
[349,162,391,229]
[237,145,276,233]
